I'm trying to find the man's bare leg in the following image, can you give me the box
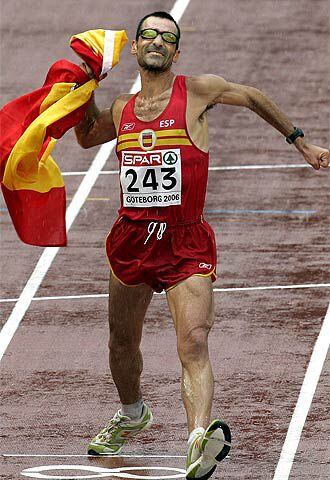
[166,275,215,433]
[87,274,154,455]
[108,273,153,405]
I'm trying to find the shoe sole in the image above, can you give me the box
[204,419,231,463]
[87,447,123,456]
[186,420,231,479]
[87,413,153,456]
[186,464,216,480]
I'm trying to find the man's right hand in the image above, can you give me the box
[80,62,94,79]
[80,62,108,81]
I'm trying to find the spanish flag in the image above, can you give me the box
[0,29,127,246]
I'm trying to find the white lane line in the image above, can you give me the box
[2,453,185,458]
[210,164,310,171]
[273,303,330,480]
[214,283,330,292]
[61,164,310,176]
[0,0,191,362]
[1,283,329,304]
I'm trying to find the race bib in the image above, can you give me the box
[120,149,182,207]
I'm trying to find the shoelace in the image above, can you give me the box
[144,221,167,245]
[99,411,130,441]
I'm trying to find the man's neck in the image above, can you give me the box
[139,69,175,99]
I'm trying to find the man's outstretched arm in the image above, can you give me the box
[189,74,329,170]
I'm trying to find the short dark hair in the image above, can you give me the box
[136,11,181,49]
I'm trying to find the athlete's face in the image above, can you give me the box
[132,17,180,72]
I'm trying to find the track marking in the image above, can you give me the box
[1,283,329,304]
[0,0,192,362]
[60,164,310,176]
[272,302,330,480]
[3,454,185,458]
[21,465,186,479]
[205,209,315,215]
[66,197,111,201]
[2,203,317,213]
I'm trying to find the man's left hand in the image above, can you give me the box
[301,144,330,170]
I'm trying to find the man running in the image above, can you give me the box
[75,11,329,479]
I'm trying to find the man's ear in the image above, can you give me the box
[172,49,180,64]
[131,40,137,55]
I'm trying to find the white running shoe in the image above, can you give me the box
[186,419,231,479]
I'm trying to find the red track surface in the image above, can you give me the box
[1,1,329,479]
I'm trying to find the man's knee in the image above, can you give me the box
[177,325,211,364]
[108,329,140,356]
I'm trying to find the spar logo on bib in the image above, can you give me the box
[138,129,157,151]
[163,151,178,165]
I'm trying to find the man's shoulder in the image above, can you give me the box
[112,93,134,111]
[111,94,134,127]
[185,74,227,96]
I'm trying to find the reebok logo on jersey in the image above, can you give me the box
[122,123,135,131]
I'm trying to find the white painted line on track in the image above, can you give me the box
[209,164,310,171]
[61,164,310,176]
[0,0,192,362]
[273,302,330,480]
[1,283,329,304]
[214,283,330,292]
[4,455,186,460]
[21,464,187,480]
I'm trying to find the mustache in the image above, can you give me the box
[145,47,167,56]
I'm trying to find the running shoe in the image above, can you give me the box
[87,404,153,455]
[186,419,231,479]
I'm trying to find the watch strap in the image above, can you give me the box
[286,127,305,144]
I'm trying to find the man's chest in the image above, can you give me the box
[134,96,171,123]
[134,100,168,122]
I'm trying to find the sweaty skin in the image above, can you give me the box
[75,15,330,434]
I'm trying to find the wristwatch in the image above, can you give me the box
[286,127,305,144]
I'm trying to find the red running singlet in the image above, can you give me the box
[115,75,209,225]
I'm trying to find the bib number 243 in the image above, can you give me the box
[120,149,182,207]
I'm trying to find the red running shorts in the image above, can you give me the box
[105,216,217,293]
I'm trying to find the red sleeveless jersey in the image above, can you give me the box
[116,75,209,225]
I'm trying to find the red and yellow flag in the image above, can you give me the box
[0,29,127,246]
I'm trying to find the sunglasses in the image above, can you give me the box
[139,28,179,45]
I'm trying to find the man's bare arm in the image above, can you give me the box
[74,93,117,149]
[188,74,329,170]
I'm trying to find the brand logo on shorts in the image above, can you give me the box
[199,263,212,270]
[139,129,157,151]
[163,151,178,165]
[122,122,135,131]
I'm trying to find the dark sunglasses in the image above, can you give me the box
[139,28,179,45]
